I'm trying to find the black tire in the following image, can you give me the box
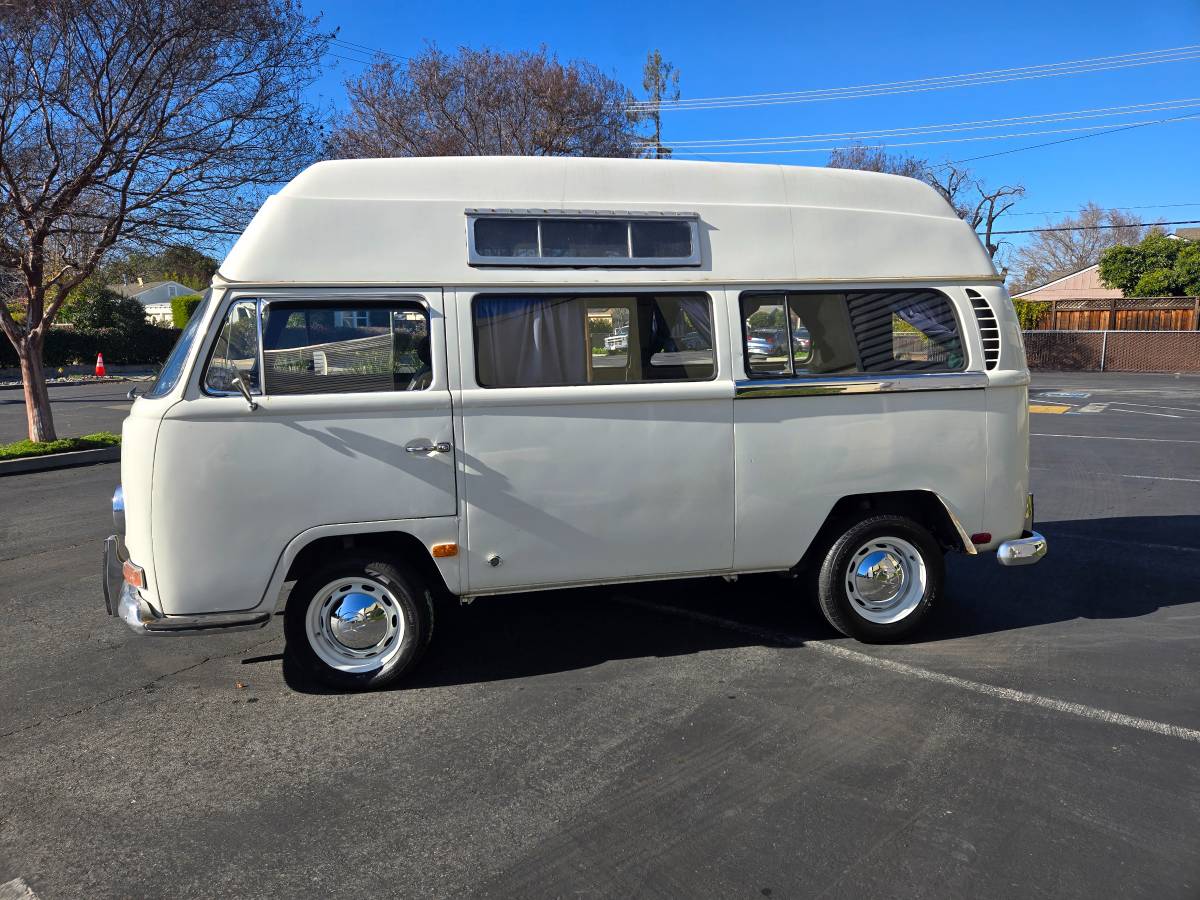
[815,514,943,643]
[284,555,434,691]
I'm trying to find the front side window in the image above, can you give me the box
[260,301,431,394]
[741,290,966,377]
[473,293,715,388]
[204,299,261,393]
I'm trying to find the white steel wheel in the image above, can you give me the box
[843,536,928,625]
[304,576,407,674]
[815,513,944,643]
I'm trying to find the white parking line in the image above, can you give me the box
[1033,433,1200,444]
[616,596,1200,744]
[1110,401,1200,414]
[1112,407,1182,419]
[1031,466,1200,484]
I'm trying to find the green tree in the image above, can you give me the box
[641,49,680,159]
[1099,232,1198,296]
[58,283,147,332]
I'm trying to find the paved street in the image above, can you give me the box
[0,380,150,444]
[1,373,1199,898]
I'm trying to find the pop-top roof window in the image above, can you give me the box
[467,210,701,267]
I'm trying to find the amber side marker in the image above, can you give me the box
[431,543,458,558]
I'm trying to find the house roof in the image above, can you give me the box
[1174,227,1200,241]
[1012,264,1099,299]
[107,280,191,302]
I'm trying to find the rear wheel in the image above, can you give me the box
[815,514,943,642]
[284,555,434,690]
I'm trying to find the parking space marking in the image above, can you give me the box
[1112,407,1182,419]
[1033,433,1200,444]
[1104,401,1200,415]
[1032,466,1200,484]
[1029,404,1071,414]
[616,596,1200,744]
[1076,403,1109,414]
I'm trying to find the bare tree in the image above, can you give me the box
[642,49,680,159]
[0,0,329,441]
[828,145,1025,262]
[1007,203,1151,293]
[328,45,645,159]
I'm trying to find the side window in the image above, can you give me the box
[204,299,260,394]
[846,290,965,372]
[740,290,965,377]
[473,293,715,388]
[260,301,431,395]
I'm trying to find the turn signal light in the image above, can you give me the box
[122,559,146,589]
[431,543,458,558]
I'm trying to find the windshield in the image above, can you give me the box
[144,291,212,399]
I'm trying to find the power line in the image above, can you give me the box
[1006,201,1200,218]
[626,44,1200,112]
[931,111,1200,167]
[664,113,1200,156]
[643,98,1200,149]
[981,219,1200,236]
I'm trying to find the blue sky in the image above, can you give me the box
[302,0,1200,244]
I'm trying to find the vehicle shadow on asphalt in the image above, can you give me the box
[277,515,1198,693]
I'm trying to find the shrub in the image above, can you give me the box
[59,282,147,331]
[0,326,181,368]
[171,293,204,327]
[1011,298,1049,330]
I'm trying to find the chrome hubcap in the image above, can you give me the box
[329,593,390,650]
[305,577,405,673]
[853,550,907,605]
[844,536,927,624]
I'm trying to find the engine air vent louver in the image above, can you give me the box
[967,290,1000,371]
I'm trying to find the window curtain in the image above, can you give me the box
[475,297,588,387]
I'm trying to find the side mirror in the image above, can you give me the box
[231,372,259,412]
[126,386,139,400]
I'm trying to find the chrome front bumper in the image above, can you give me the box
[996,530,1048,567]
[103,534,271,635]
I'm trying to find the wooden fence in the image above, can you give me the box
[1027,297,1200,331]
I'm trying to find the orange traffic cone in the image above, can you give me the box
[95,353,106,377]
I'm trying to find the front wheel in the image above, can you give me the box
[284,555,434,690]
[815,514,944,642]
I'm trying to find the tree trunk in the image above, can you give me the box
[17,335,57,443]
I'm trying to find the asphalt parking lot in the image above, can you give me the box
[1,373,1198,898]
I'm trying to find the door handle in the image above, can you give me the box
[406,441,452,454]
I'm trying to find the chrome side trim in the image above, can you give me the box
[996,530,1047,567]
[934,495,977,556]
[734,371,989,399]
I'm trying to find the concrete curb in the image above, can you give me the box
[0,376,139,392]
[0,446,120,477]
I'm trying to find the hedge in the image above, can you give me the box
[0,326,181,368]
[171,293,204,327]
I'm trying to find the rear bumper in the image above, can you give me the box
[996,530,1047,567]
[103,534,271,635]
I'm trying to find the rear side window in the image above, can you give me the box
[740,290,966,377]
[473,293,715,387]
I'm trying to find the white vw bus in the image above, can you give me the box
[103,157,1046,690]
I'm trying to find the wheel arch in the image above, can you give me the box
[274,526,459,610]
[794,490,973,574]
